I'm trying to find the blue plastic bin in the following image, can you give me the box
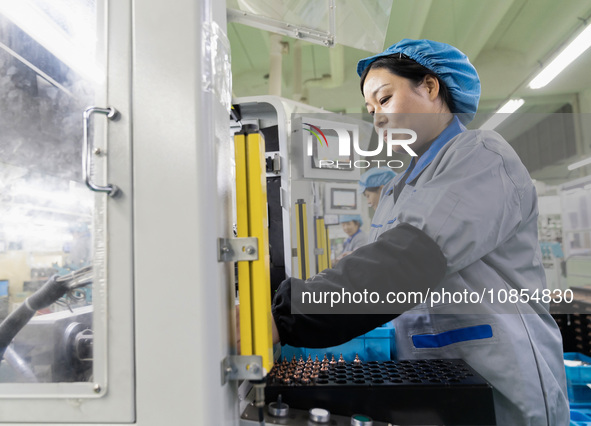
[280,322,395,362]
[566,353,591,384]
[570,408,591,425]
[565,353,591,405]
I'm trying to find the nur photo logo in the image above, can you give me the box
[304,122,418,169]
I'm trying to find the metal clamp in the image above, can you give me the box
[83,106,120,197]
[266,153,281,174]
[222,355,264,384]
[218,237,258,262]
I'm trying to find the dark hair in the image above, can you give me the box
[363,186,382,194]
[359,54,455,112]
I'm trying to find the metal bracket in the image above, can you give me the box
[265,153,281,174]
[271,153,281,174]
[222,355,264,384]
[218,237,258,262]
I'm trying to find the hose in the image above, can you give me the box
[3,346,38,382]
[0,266,92,362]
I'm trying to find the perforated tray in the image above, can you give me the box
[265,358,496,425]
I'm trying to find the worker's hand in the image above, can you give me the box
[333,251,353,266]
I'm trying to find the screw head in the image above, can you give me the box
[93,148,102,155]
[246,246,256,255]
[93,383,101,393]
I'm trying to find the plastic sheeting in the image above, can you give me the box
[202,21,232,113]
[227,0,392,53]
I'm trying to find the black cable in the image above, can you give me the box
[0,273,78,362]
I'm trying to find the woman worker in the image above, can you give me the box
[334,168,394,265]
[270,39,568,424]
[359,167,396,211]
[333,214,367,266]
[333,168,394,264]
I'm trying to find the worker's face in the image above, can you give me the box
[363,68,450,156]
[364,188,382,210]
[341,221,360,236]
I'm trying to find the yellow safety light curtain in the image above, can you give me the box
[326,224,332,269]
[315,217,323,273]
[316,217,328,272]
[234,133,252,356]
[245,131,273,372]
[295,199,309,279]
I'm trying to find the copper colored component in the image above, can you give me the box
[353,354,362,364]
[282,378,292,385]
[338,354,346,365]
[301,377,311,385]
[330,355,337,366]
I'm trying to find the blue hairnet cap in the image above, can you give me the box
[340,214,362,226]
[357,39,480,124]
[359,168,396,192]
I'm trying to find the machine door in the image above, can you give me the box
[0,0,134,422]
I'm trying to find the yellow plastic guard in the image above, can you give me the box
[295,200,309,279]
[325,224,332,269]
[245,131,273,372]
[234,133,252,356]
[316,217,328,272]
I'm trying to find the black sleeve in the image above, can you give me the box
[272,223,446,348]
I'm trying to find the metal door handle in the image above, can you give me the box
[83,106,120,197]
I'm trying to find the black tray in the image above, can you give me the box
[265,358,496,425]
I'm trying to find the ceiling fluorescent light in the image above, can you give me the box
[479,99,525,131]
[529,21,591,89]
[567,155,591,171]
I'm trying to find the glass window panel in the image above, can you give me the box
[0,0,103,387]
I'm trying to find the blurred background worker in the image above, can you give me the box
[359,168,397,211]
[334,214,367,265]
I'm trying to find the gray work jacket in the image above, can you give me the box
[369,116,569,425]
[342,229,368,253]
